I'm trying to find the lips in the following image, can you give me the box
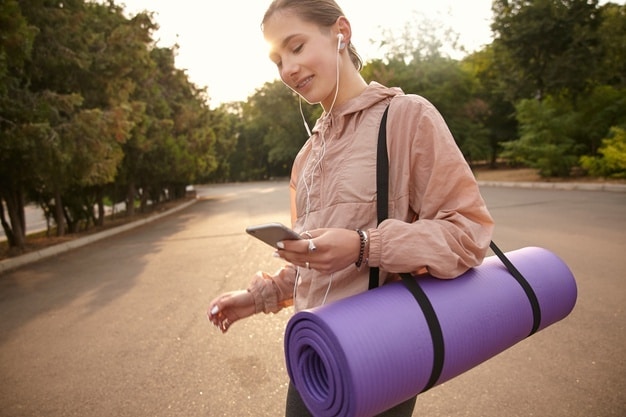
[295,75,313,90]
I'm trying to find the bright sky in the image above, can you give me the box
[116,1,493,107]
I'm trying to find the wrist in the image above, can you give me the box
[355,229,368,269]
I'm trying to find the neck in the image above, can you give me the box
[321,71,368,113]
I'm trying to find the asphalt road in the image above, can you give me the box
[0,181,624,417]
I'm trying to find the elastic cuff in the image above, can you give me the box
[367,227,382,267]
[247,273,280,314]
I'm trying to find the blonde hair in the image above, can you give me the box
[262,0,363,71]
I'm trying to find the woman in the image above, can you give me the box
[208,1,494,415]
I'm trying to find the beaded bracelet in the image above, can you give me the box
[355,229,368,269]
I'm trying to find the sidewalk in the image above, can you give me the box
[1,181,624,275]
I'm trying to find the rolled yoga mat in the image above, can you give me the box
[284,246,577,417]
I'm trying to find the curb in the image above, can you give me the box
[477,180,626,193]
[0,199,198,275]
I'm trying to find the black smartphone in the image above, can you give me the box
[245,222,302,249]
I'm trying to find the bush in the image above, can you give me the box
[580,127,626,179]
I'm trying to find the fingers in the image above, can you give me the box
[277,228,361,274]
[300,230,315,239]
[276,233,319,269]
[207,290,256,334]
[207,303,232,333]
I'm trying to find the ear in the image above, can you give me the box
[335,16,352,47]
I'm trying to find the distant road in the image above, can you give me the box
[0,181,625,416]
[0,204,47,241]
[1,202,128,241]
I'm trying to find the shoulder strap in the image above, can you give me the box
[372,100,542,336]
[372,102,443,392]
[371,100,543,392]
[368,104,391,291]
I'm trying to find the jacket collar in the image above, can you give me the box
[311,82,403,135]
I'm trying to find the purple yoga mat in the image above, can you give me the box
[284,247,577,417]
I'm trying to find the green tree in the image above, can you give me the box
[463,46,519,167]
[13,0,143,235]
[360,12,492,165]
[121,45,217,212]
[596,3,626,88]
[1,0,219,247]
[491,0,602,101]
[234,80,310,180]
[363,58,491,165]
[501,97,584,177]
[203,103,242,182]
[0,0,38,248]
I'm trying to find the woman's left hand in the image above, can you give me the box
[276,228,361,274]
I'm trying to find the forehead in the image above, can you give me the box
[263,10,322,53]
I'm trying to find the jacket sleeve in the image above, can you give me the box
[246,265,297,314]
[367,95,494,278]
[246,174,302,314]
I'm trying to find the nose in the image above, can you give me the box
[280,57,299,84]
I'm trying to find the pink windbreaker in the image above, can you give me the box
[248,82,494,313]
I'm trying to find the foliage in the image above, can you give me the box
[580,128,626,178]
[362,17,492,166]
[0,0,221,249]
[501,82,626,177]
[596,2,626,88]
[572,85,626,154]
[501,97,583,177]
[489,0,626,177]
[463,46,518,167]
[227,80,311,181]
[2,0,626,251]
[239,1,626,179]
[491,0,602,101]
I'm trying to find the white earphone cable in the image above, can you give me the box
[295,34,343,308]
[299,96,312,137]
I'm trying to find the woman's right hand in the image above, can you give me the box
[207,290,256,333]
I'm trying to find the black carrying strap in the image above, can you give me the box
[489,240,542,335]
[371,101,542,393]
[372,104,443,392]
[368,105,391,291]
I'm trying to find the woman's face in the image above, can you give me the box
[264,11,339,107]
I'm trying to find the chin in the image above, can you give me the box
[295,84,330,106]
[301,95,320,105]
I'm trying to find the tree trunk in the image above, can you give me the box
[0,198,17,248]
[54,189,65,237]
[126,182,136,217]
[0,188,26,249]
[95,187,105,227]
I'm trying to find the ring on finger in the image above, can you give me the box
[303,231,313,239]
[305,261,310,269]
[307,239,317,252]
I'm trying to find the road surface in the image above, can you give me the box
[0,181,624,416]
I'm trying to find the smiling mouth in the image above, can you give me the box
[296,76,313,90]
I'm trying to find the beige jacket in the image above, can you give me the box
[248,82,494,313]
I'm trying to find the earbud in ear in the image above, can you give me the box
[337,33,345,50]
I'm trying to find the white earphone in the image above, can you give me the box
[337,33,345,51]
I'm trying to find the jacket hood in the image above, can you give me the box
[311,82,403,134]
